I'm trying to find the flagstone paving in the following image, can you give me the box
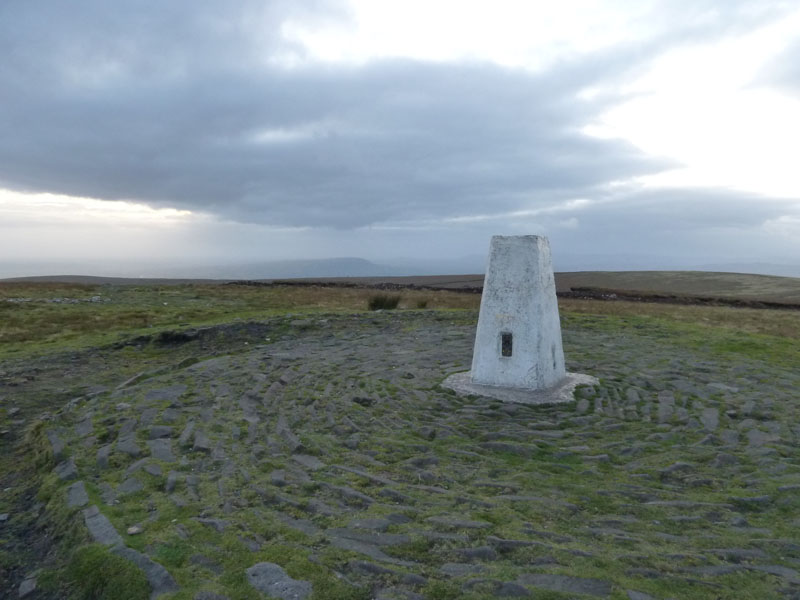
[8,311,800,598]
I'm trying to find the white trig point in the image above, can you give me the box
[443,235,597,404]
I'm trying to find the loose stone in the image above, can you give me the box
[179,421,196,447]
[66,481,89,508]
[147,438,175,462]
[54,457,78,481]
[517,574,612,598]
[193,430,213,453]
[18,577,37,598]
[83,505,124,546]
[246,562,312,600]
[117,435,142,458]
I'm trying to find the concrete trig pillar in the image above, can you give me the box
[442,234,596,405]
[470,235,565,390]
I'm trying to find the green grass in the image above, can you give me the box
[561,308,800,367]
[0,282,480,358]
[66,544,150,600]
[4,280,800,600]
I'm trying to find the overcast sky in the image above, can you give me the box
[2,0,800,276]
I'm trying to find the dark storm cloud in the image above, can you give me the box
[0,0,794,231]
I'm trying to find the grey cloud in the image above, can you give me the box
[0,0,795,234]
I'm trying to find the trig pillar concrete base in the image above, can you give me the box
[442,371,598,405]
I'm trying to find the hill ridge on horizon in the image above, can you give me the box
[5,270,800,304]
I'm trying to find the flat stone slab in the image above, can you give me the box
[113,546,180,599]
[66,481,89,508]
[147,439,175,462]
[83,505,123,547]
[517,573,612,597]
[442,371,597,405]
[54,457,78,480]
[246,562,312,600]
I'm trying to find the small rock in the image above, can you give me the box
[700,407,719,431]
[194,591,230,600]
[54,457,78,481]
[179,421,196,447]
[97,444,113,469]
[711,453,738,468]
[194,517,229,532]
[458,546,498,561]
[660,462,694,480]
[517,574,612,598]
[291,454,325,470]
[730,495,772,510]
[246,562,312,600]
[496,582,531,597]
[83,505,124,546]
[18,577,37,598]
[440,563,487,577]
[127,524,143,535]
[193,430,213,453]
[66,481,89,508]
[46,430,66,461]
[427,516,491,530]
[710,548,768,562]
[117,435,142,458]
[149,425,173,439]
[417,426,436,440]
[144,463,163,477]
[627,591,656,600]
[166,471,181,493]
[147,438,175,462]
[118,477,143,495]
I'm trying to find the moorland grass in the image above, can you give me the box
[557,270,800,302]
[367,293,401,310]
[4,282,800,366]
[0,283,479,358]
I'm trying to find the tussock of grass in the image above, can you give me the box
[67,544,150,600]
[367,294,401,310]
[24,420,55,471]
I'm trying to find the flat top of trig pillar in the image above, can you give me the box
[491,234,548,241]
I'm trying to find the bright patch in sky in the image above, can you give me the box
[286,1,800,202]
[284,0,656,69]
[0,190,193,226]
[584,8,800,199]
[0,190,197,263]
